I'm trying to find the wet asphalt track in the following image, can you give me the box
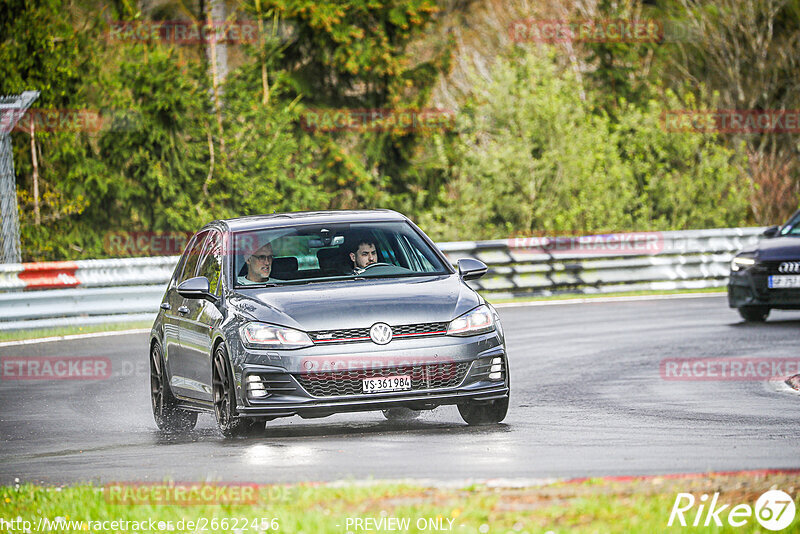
[1,295,799,485]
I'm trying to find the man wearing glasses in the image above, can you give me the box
[238,242,275,285]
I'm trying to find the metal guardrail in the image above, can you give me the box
[0,228,765,331]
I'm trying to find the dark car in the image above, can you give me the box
[149,210,510,436]
[728,209,800,321]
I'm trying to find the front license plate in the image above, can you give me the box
[362,375,412,393]
[768,275,800,289]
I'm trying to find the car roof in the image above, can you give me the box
[212,209,408,232]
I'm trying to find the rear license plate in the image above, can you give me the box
[768,275,800,289]
[362,375,411,393]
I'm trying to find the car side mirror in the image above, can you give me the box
[457,258,488,281]
[177,276,217,303]
[763,225,780,238]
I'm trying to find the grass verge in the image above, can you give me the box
[2,472,798,533]
[0,321,152,343]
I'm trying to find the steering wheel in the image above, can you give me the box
[360,262,392,271]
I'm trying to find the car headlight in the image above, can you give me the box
[447,305,496,337]
[240,323,313,349]
[731,254,756,272]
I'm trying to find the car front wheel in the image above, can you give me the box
[213,343,264,437]
[738,306,770,322]
[150,341,197,433]
[458,397,509,426]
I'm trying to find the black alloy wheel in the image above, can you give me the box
[212,343,264,437]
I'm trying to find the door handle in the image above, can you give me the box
[160,302,171,310]
[177,306,189,315]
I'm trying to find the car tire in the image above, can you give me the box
[382,407,421,421]
[213,343,264,438]
[738,306,770,322]
[150,341,198,433]
[458,397,509,426]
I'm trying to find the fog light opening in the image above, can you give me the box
[488,357,504,381]
[246,374,270,399]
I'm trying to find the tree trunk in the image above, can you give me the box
[30,114,40,226]
[205,0,227,155]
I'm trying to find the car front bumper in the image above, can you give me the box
[232,331,509,419]
[728,269,800,309]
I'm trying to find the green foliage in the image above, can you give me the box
[419,49,748,241]
[254,0,440,104]
[614,93,749,230]
[1,0,756,260]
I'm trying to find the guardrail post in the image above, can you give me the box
[0,91,40,263]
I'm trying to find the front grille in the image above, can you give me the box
[309,327,371,342]
[295,361,470,397]
[308,322,448,344]
[753,261,800,275]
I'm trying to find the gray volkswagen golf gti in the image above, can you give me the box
[149,210,510,436]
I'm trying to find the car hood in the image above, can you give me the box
[739,236,800,261]
[227,274,481,331]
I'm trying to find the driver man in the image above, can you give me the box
[349,238,378,274]
[238,242,275,285]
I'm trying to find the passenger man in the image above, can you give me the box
[238,242,274,285]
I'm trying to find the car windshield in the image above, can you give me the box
[779,211,800,236]
[233,221,450,287]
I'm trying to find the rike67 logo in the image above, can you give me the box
[669,490,796,530]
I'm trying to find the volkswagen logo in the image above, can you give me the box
[369,323,393,345]
[778,261,800,273]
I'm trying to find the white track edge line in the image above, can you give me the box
[0,328,151,348]
[492,292,726,308]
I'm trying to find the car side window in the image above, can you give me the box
[372,230,398,265]
[178,231,209,284]
[197,231,223,294]
[398,234,435,272]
